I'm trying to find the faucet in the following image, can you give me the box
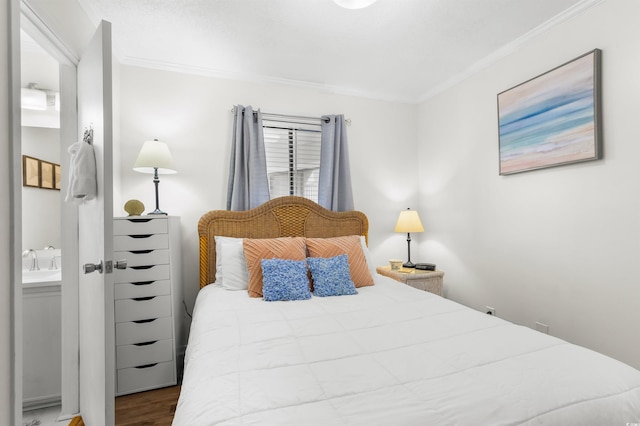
[44,246,58,270]
[22,249,40,271]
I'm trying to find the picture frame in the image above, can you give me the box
[22,155,61,190]
[54,164,62,190]
[40,160,55,189]
[497,49,602,175]
[22,155,40,188]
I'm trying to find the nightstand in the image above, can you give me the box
[376,266,444,296]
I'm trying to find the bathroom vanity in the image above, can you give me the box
[23,268,62,410]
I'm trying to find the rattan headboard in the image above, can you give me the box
[198,196,369,288]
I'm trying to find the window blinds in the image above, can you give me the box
[262,115,321,203]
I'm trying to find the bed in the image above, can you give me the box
[174,196,640,425]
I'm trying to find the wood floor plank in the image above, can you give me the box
[115,385,180,426]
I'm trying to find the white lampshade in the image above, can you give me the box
[21,87,47,111]
[133,139,177,174]
[332,0,376,9]
[394,210,424,233]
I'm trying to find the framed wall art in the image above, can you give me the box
[497,49,602,175]
[22,155,61,190]
[54,164,62,190]
[40,161,55,189]
[23,155,40,188]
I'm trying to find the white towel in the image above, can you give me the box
[66,141,97,203]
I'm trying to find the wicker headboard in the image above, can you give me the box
[198,196,369,288]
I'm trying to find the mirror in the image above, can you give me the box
[20,28,63,424]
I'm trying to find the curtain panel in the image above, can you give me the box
[318,114,354,212]
[226,105,270,210]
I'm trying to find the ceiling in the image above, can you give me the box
[76,0,596,103]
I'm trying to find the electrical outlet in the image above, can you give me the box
[535,322,549,334]
[485,306,495,316]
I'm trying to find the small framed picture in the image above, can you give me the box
[40,160,55,189]
[54,164,62,190]
[23,155,40,188]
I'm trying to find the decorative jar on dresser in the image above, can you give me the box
[113,216,182,395]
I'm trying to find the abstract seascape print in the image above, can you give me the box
[498,50,600,175]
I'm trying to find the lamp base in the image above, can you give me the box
[147,209,167,215]
[403,261,416,268]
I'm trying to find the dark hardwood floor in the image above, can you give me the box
[115,385,181,426]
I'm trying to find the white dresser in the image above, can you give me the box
[113,216,182,396]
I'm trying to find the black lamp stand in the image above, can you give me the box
[403,232,415,268]
[148,167,167,215]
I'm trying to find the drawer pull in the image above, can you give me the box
[135,363,158,369]
[133,318,157,324]
[131,281,155,286]
[129,234,153,239]
[127,218,152,223]
[133,296,156,302]
[131,265,154,270]
[134,340,158,347]
[130,249,154,254]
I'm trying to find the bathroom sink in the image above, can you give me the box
[22,269,62,284]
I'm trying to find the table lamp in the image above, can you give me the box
[394,208,424,268]
[133,139,176,215]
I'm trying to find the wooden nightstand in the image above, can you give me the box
[376,266,444,296]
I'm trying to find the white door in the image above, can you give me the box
[76,20,115,426]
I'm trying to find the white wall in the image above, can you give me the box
[418,0,640,369]
[117,65,420,319]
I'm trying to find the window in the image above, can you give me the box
[263,115,321,203]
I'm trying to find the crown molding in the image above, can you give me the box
[120,56,419,104]
[81,0,605,106]
[417,0,606,103]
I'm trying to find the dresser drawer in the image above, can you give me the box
[116,338,173,369]
[116,317,173,346]
[114,249,169,268]
[114,234,169,251]
[114,264,170,284]
[114,264,171,284]
[117,361,175,396]
[115,295,171,323]
[114,218,168,235]
[115,280,171,300]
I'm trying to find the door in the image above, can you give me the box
[77,20,115,426]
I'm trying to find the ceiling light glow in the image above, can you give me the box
[332,0,377,10]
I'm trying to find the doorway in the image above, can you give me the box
[17,6,82,425]
[20,28,63,424]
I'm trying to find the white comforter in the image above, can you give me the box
[174,276,640,425]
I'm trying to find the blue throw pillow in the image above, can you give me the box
[307,254,358,297]
[261,258,311,302]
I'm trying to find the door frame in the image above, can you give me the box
[12,1,82,422]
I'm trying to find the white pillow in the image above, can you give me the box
[359,235,377,277]
[214,236,225,285]
[214,236,249,290]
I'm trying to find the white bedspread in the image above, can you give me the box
[174,276,640,425]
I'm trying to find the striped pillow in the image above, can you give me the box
[305,235,374,288]
[243,237,307,298]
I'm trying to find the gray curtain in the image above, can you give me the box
[226,105,270,210]
[318,114,354,211]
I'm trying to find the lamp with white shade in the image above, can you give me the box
[133,139,176,215]
[394,208,424,268]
